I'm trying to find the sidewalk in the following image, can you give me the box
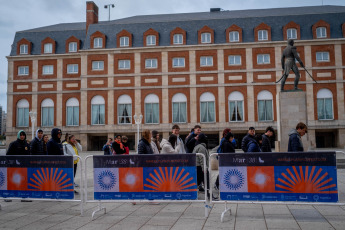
[1,151,345,229]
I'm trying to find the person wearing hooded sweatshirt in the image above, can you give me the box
[30,129,44,155]
[138,130,154,154]
[47,128,63,155]
[160,134,181,154]
[192,133,209,192]
[247,134,262,152]
[288,122,307,152]
[7,130,30,155]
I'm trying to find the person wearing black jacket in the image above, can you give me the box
[30,129,45,155]
[185,125,201,153]
[288,122,307,152]
[112,134,126,154]
[138,130,154,154]
[221,132,235,153]
[241,127,255,152]
[6,130,30,155]
[47,128,63,155]
[261,126,274,152]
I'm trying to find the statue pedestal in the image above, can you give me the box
[276,91,309,152]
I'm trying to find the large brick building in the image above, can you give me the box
[6,2,345,150]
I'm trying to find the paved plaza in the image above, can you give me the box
[1,150,345,229]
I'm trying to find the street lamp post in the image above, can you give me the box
[133,114,143,152]
[104,4,115,21]
[29,111,37,140]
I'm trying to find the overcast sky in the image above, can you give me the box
[0,0,344,112]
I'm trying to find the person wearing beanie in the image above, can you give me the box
[192,133,209,192]
[6,130,30,155]
[30,129,45,155]
[47,128,64,155]
[151,130,161,154]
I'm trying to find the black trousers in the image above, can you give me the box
[74,163,77,178]
[197,166,210,189]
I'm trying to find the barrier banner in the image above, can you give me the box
[0,156,74,199]
[219,152,338,202]
[93,154,198,200]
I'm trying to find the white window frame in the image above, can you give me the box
[228,55,241,66]
[257,54,270,64]
[228,91,244,122]
[68,42,77,52]
[92,61,104,71]
[317,89,334,120]
[44,43,53,54]
[172,57,185,68]
[41,98,54,127]
[173,34,183,44]
[201,32,211,43]
[18,66,29,76]
[94,37,103,48]
[120,36,129,47]
[258,30,268,41]
[20,44,28,54]
[144,94,159,124]
[200,56,213,67]
[118,60,131,70]
[67,64,78,74]
[200,92,216,123]
[145,59,158,69]
[66,98,79,126]
[91,96,105,125]
[146,35,156,46]
[257,90,274,122]
[316,27,327,38]
[287,28,297,39]
[117,95,132,124]
[316,52,330,62]
[42,65,54,75]
[172,93,187,123]
[16,99,29,127]
[229,31,239,42]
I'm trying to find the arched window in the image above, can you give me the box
[144,94,159,124]
[257,90,273,121]
[228,91,244,122]
[17,99,29,127]
[66,98,79,126]
[91,96,105,125]
[317,89,333,120]
[41,98,54,127]
[118,95,132,124]
[172,93,187,123]
[200,92,215,123]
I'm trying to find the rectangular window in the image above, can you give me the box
[200,56,213,67]
[316,52,330,62]
[146,35,156,46]
[118,104,132,124]
[228,55,241,65]
[173,34,183,44]
[118,60,131,70]
[120,36,129,47]
[44,43,53,53]
[229,31,239,42]
[18,66,29,76]
[172,102,187,123]
[257,54,270,64]
[92,61,104,70]
[42,65,54,75]
[258,100,273,121]
[17,108,29,127]
[69,42,77,52]
[229,101,244,122]
[145,103,159,124]
[172,57,185,68]
[67,64,78,74]
[317,98,333,120]
[316,27,327,38]
[200,101,215,123]
[20,44,28,54]
[42,107,54,127]
[201,33,211,43]
[66,106,79,126]
[287,28,297,39]
[258,30,268,41]
[145,59,158,69]
[94,37,103,48]
[91,104,105,125]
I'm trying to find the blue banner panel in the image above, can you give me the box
[219,152,338,202]
[93,154,198,200]
[0,156,74,199]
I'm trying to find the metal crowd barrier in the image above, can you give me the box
[84,153,209,220]
[209,151,345,223]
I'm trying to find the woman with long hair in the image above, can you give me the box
[160,134,181,154]
[137,130,153,154]
[63,135,82,190]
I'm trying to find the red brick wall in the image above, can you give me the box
[62,93,81,126]
[114,77,135,87]
[37,94,57,127]
[143,28,159,47]
[87,91,108,125]
[86,1,98,32]
[312,69,336,81]
[168,88,190,123]
[63,58,81,78]
[13,60,33,80]
[198,26,214,44]
[283,21,301,40]
[168,74,190,86]
[116,30,132,48]
[141,89,162,124]
[196,73,218,85]
[38,82,57,92]
[168,51,189,72]
[12,95,32,127]
[253,71,275,83]
[196,87,218,123]
[224,72,247,84]
[226,24,242,43]
[170,27,186,45]
[140,52,162,73]
[90,31,106,49]
[312,20,330,39]
[87,77,108,88]
[254,23,271,42]
[13,83,32,93]
[141,76,162,87]
[65,36,80,53]
[225,86,248,122]
[195,50,218,71]
[313,83,338,120]
[253,85,276,122]
[114,53,134,74]
[63,80,80,91]
[223,48,246,70]
[41,37,56,54]
[38,59,57,79]
[87,54,108,75]
[113,90,135,125]
[311,45,335,67]
[252,47,275,69]
[16,38,31,55]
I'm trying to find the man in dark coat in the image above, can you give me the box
[47,128,63,155]
[6,130,30,155]
[221,132,235,153]
[30,129,45,155]
[261,126,274,152]
[288,122,307,152]
[185,125,201,153]
[280,39,304,91]
[241,127,255,152]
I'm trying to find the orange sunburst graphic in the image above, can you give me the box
[275,166,337,194]
[144,167,197,192]
[28,168,74,192]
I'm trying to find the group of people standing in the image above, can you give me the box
[102,135,129,155]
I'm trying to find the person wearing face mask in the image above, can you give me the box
[47,128,63,155]
[6,130,30,155]
[30,129,44,155]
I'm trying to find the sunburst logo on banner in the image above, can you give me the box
[28,168,73,192]
[98,170,116,190]
[144,167,197,192]
[275,166,337,193]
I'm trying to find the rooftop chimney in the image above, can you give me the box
[86,1,99,32]
[210,8,221,12]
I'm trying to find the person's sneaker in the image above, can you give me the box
[74,182,79,188]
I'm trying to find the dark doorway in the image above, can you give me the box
[205,133,220,149]
[315,131,336,148]
[90,136,107,151]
